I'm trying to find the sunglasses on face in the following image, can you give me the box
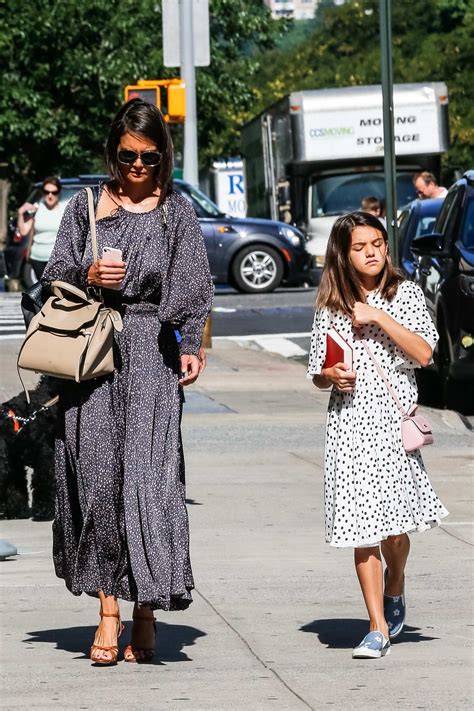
[117,149,161,167]
[43,189,59,196]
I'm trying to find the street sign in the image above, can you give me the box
[162,0,210,67]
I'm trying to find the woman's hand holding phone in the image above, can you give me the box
[87,247,126,289]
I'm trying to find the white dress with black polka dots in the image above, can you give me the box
[307,281,449,548]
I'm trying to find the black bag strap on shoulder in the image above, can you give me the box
[90,183,100,209]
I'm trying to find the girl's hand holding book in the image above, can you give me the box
[317,363,357,392]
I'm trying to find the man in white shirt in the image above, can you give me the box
[413,171,448,200]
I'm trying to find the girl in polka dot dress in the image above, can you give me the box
[308,211,448,659]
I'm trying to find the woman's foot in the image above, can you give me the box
[90,610,124,665]
[124,606,156,663]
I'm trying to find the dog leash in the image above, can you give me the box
[0,395,59,433]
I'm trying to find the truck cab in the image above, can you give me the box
[242,83,449,281]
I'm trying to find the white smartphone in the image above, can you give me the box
[102,246,123,290]
[102,246,123,262]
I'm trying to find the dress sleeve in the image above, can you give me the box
[393,281,439,369]
[158,196,214,356]
[307,307,330,377]
[41,189,91,290]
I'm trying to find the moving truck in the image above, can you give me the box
[241,82,449,280]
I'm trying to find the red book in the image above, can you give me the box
[323,327,353,370]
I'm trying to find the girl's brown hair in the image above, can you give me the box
[104,98,173,204]
[316,211,403,316]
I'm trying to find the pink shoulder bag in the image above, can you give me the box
[361,341,434,453]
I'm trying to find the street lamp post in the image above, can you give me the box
[379,0,398,263]
[179,0,199,187]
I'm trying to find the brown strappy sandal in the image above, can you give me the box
[90,611,124,666]
[123,611,156,663]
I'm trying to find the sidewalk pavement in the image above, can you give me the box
[0,341,473,710]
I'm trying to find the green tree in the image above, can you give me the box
[0,0,284,204]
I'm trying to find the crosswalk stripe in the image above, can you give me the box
[0,294,25,339]
[213,331,311,341]
[215,332,310,358]
[252,336,307,357]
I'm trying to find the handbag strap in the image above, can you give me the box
[85,187,98,263]
[360,339,407,417]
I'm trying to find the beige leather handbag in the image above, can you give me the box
[17,187,123,402]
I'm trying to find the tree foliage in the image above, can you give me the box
[0,0,471,206]
[0,0,283,203]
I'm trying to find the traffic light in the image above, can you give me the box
[124,85,161,109]
[123,80,185,123]
[167,82,186,122]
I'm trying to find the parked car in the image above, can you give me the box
[397,198,444,276]
[174,179,312,292]
[3,176,312,294]
[410,170,474,412]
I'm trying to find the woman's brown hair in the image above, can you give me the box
[316,211,404,316]
[104,98,173,204]
[42,176,61,193]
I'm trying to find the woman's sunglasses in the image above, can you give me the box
[117,149,161,167]
[43,189,59,196]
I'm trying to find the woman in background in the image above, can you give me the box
[17,176,66,280]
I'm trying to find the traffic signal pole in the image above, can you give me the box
[180,0,199,187]
[379,0,398,262]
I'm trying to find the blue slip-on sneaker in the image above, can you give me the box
[352,631,391,659]
[384,569,406,639]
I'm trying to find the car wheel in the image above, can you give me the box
[231,245,284,294]
[21,260,36,288]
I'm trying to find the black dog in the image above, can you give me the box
[0,377,58,520]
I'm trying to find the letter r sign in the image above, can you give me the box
[228,174,244,194]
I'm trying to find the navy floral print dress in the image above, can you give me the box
[42,187,213,610]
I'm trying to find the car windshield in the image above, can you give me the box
[178,183,222,217]
[461,196,474,250]
[311,171,416,217]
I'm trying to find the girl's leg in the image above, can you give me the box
[91,591,121,663]
[381,534,410,595]
[354,546,389,638]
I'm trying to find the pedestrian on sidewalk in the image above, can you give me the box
[308,211,448,659]
[41,98,213,665]
[17,176,67,280]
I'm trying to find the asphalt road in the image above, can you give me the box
[212,284,315,341]
[0,285,317,343]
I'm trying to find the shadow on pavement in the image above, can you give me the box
[300,619,438,648]
[23,621,207,665]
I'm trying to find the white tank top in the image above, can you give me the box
[30,201,67,261]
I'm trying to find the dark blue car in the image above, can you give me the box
[4,176,312,294]
[397,198,444,276]
[410,171,474,413]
